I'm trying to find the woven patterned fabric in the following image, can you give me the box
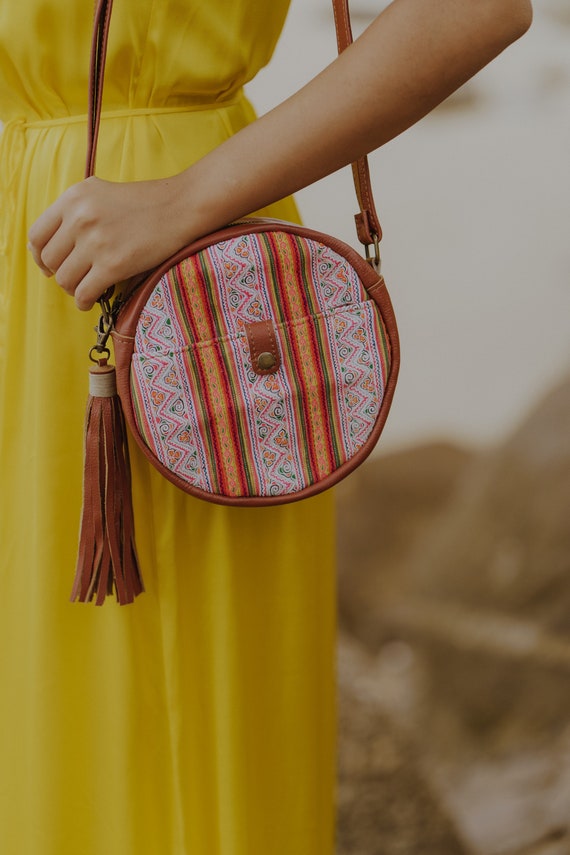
[130,231,391,498]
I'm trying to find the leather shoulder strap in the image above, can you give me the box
[86,0,382,252]
[86,0,113,179]
[332,0,382,247]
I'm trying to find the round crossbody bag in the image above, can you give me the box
[73,0,400,605]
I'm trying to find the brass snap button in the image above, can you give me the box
[257,351,276,371]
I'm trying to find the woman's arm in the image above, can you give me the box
[28,0,532,310]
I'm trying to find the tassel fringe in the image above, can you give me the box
[72,361,144,605]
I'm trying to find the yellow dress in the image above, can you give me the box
[0,3,336,853]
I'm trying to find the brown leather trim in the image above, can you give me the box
[355,209,383,247]
[244,320,281,375]
[112,219,400,506]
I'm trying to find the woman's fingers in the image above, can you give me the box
[28,180,107,301]
[27,242,53,277]
[38,232,75,281]
[27,174,192,309]
[28,203,64,275]
[28,180,92,279]
[53,251,93,301]
[73,266,110,312]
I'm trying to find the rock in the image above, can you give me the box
[336,440,473,648]
[337,634,469,855]
[412,375,570,633]
[335,376,570,853]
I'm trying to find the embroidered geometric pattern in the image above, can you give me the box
[130,231,391,498]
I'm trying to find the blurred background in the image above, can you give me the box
[249,2,570,853]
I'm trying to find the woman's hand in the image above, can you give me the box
[28,174,193,310]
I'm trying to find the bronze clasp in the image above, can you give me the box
[88,289,115,364]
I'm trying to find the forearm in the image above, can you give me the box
[176,0,532,238]
[28,0,532,310]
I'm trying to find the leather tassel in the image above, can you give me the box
[72,360,144,605]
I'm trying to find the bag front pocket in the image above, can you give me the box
[129,299,391,499]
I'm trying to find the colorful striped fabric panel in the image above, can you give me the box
[130,232,391,498]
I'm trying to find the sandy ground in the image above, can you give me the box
[247,0,570,450]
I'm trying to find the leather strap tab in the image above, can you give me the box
[245,320,281,376]
[355,210,379,246]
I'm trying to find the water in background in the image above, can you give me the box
[247,0,570,450]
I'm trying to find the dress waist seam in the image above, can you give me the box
[18,94,246,129]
